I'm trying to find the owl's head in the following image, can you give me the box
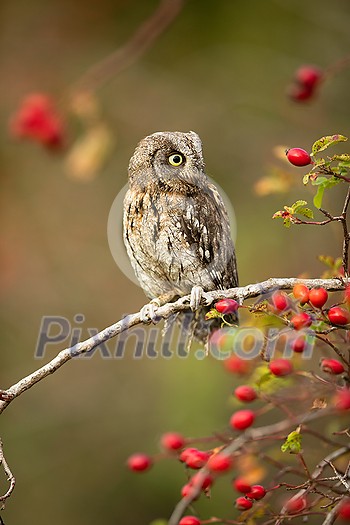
[128,131,207,189]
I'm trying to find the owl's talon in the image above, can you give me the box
[140,300,160,323]
[190,286,204,311]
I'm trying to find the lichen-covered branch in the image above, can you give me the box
[0,277,345,416]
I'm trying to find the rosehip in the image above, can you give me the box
[289,84,314,102]
[179,516,201,525]
[309,287,328,308]
[291,312,312,330]
[161,432,185,451]
[269,358,293,376]
[339,498,350,519]
[207,453,233,472]
[321,358,345,375]
[328,306,350,326]
[293,284,310,304]
[235,496,253,510]
[181,483,199,500]
[230,409,255,430]
[335,388,350,410]
[234,385,257,402]
[127,453,152,472]
[292,336,306,353]
[296,65,322,89]
[233,477,252,493]
[179,448,198,463]
[224,355,251,375]
[272,291,289,312]
[286,148,312,167]
[190,472,213,490]
[246,485,266,500]
[215,298,239,315]
[285,495,307,514]
[10,93,64,148]
[185,450,210,469]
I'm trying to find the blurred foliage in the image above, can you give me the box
[1,0,350,523]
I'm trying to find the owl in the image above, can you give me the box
[123,131,238,344]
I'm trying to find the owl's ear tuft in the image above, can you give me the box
[188,131,203,156]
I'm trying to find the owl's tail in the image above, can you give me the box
[163,308,238,353]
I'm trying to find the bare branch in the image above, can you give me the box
[0,277,345,415]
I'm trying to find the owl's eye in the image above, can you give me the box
[168,152,184,166]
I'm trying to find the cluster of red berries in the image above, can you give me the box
[10,93,65,149]
[288,64,323,102]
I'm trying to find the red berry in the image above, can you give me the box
[215,299,239,315]
[207,453,233,472]
[233,477,252,494]
[161,432,185,451]
[285,495,307,514]
[234,385,257,402]
[339,498,350,519]
[289,83,314,102]
[185,450,210,469]
[309,287,328,308]
[292,336,306,353]
[272,291,289,312]
[181,483,199,500]
[269,358,293,377]
[10,93,64,149]
[224,355,251,375]
[127,453,152,472]
[291,312,312,330]
[335,388,350,410]
[246,485,266,500]
[190,472,213,490]
[179,516,201,525]
[296,65,322,89]
[179,448,198,463]
[286,148,312,167]
[293,284,310,304]
[328,306,350,326]
[235,496,253,510]
[321,358,345,375]
[230,409,255,430]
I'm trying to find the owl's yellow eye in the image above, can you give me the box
[168,153,184,166]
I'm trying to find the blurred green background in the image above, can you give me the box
[1,0,350,523]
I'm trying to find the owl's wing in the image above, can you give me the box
[179,182,238,289]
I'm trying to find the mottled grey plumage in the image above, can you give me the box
[123,131,238,343]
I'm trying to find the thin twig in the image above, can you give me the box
[0,439,15,505]
[70,0,186,95]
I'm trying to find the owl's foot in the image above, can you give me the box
[190,285,204,311]
[140,298,161,324]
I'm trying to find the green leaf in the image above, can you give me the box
[291,200,308,213]
[149,520,167,525]
[330,154,350,162]
[312,134,348,155]
[297,207,314,219]
[303,173,311,185]
[311,176,328,186]
[313,185,325,209]
[281,428,302,454]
